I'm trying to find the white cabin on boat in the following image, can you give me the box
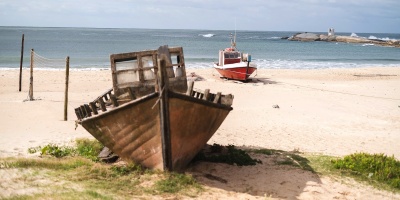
[217,48,251,67]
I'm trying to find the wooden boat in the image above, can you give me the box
[75,45,234,171]
[213,33,257,81]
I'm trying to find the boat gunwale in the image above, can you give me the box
[80,92,159,124]
[80,90,233,124]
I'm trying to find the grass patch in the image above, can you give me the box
[3,141,400,198]
[1,139,202,199]
[252,149,400,193]
[27,138,103,161]
[75,138,104,161]
[154,173,202,195]
[331,153,400,191]
[253,148,315,172]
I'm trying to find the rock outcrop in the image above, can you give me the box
[286,32,400,48]
[289,33,321,41]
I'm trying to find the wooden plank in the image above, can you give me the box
[110,94,119,107]
[80,105,87,118]
[128,87,136,100]
[213,92,221,104]
[89,102,98,115]
[203,89,210,101]
[186,81,194,96]
[75,108,82,120]
[84,104,92,117]
[98,98,107,112]
[157,45,172,171]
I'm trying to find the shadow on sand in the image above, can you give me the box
[216,76,279,85]
[187,147,322,199]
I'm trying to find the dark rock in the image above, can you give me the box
[272,105,280,109]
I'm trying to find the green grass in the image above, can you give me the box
[0,139,203,199]
[252,148,315,172]
[27,138,104,161]
[153,173,202,195]
[331,153,400,190]
[251,149,400,192]
[2,140,400,199]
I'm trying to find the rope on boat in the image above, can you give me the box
[151,85,166,109]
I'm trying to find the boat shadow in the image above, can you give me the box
[248,77,278,85]
[215,76,278,85]
[186,148,322,199]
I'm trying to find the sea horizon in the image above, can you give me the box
[1,26,399,70]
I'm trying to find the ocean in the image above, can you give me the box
[0,26,399,70]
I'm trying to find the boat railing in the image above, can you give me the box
[75,81,234,121]
[75,88,117,120]
[185,81,234,106]
[75,46,233,121]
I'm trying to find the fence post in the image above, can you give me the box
[19,34,24,92]
[29,49,34,100]
[64,56,70,121]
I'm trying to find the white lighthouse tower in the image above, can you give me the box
[328,28,335,36]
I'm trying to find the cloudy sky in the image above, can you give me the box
[0,0,399,33]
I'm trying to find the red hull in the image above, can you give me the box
[214,67,257,81]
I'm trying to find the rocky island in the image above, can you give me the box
[285,31,400,48]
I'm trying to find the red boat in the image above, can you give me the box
[213,33,257,81]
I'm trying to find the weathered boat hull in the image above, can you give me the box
[214,65,257,81]
[80,91,232,171]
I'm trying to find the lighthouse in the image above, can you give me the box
[328,28,335,36]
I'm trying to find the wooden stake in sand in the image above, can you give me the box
[64,56,70,121]
[19,34,24,92]
[29,49,34,100]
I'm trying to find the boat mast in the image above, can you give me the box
[231,20,237,50]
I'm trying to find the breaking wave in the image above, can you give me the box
[200,33,215,38]
[351,33,397,41]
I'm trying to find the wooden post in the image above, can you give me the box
[213,92,221,104]
[203,89,210,101]
[19,34,24,92]
[98,98,107,112]
[29,49,34,100]
[89,102,98,115]
[64,56,70,121]
[110,94,119,107]
[186,81,194,96]
[157,45,172,171]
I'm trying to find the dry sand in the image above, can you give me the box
[0,67,399,199]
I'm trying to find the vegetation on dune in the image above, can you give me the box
[1,143,201,199]
[27,138,103,161]
[1,140,399,199]
[331,152,400,190]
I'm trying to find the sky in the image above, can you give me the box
[0,0,399,33]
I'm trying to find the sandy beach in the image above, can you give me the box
[1,67,399,199]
